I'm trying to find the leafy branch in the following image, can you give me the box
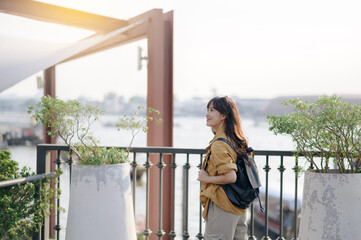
[267,96,361,173]
[29,96,162,165]
[116,106,162,158]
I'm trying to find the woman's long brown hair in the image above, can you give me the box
[207,96,249,156]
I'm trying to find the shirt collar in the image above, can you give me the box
[206,129,227,151]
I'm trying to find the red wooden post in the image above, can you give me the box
[43,66,57,238]
[147,10,174,240]
[162,11,174,240]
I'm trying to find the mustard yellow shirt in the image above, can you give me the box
[200,130,247,219]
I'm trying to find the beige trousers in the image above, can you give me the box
[204,201,248,240]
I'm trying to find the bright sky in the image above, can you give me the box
[1,0,361,101]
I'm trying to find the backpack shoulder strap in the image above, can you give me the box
[215,137,238,154]
[204,138,235,170]
[216,138,255,166]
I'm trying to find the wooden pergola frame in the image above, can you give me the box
[0,1,173,239]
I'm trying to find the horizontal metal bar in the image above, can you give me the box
[36,144,207,154]
[0,172,57,188]
[254,150,297,156]
[36,144,303,157]
[37,144,71,151]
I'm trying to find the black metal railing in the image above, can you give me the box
[0,171,58,240]
[35,144,303,240]
[253,151,301,240]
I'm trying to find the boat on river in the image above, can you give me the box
[254,187,301,238]
[2,128,41,146]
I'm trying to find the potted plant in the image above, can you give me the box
[267,96,361,239]
[28,95,161,240]
[0,150,60,240]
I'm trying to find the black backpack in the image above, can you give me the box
[206,138,263,211]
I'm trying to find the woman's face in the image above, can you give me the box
[206,102,225,131]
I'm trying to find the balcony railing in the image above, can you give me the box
[34,144,303,240]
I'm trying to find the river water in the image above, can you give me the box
[8,116,305,239]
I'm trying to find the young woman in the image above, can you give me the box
[197,96,250,240]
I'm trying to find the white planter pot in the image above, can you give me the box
[299,170,361,240]
[65,163,136,240]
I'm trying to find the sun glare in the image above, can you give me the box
[0,13,95,43]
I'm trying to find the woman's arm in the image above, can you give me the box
[197,169,236,184]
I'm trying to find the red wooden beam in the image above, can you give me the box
[43,66,57,238]
[0,0,127,32]
[147,9,174,240]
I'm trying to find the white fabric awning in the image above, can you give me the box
[0,0,148,93]
[0,35,68,91]
[0,19,145,93]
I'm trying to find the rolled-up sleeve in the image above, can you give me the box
[210,141,237,175]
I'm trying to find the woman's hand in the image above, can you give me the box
[197,170,210,183]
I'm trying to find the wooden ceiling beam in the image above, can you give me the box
[59,9,164,62]
[0,0,127,32]
[60,21,149,63]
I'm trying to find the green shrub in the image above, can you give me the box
[28,96,161,165]
[267,96,361,173]
[0,150,59,239]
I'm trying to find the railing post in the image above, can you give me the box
[36,146,46,175]
[143,153,153,240]
[36,146,46,240]
[262,155,271,240]
[131,152,138,216]
[155,153,166,239]
[33,183,42,240]
[169,153,177,240]
[276,156,286,240]
[291,156,300,240]
[196,154,204,240]
[182,154,190,240]
[54,150,61,239]
[249,204,257,240]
